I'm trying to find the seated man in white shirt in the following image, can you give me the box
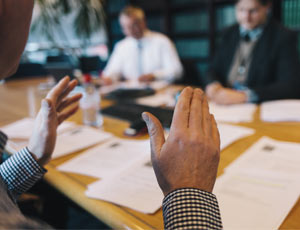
[101,6,183,85]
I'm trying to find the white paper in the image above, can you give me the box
[225,136,300,175]
[163,124,254,151]
[261,99,300,122]
[1,117,77,139]
[53,126,112,158]
[86,155,163,214]
[218,124,255,150]
[57,138,150,178]
[100,80,169,95]
[136,93,175,107]
[214,170,300,230]
[209,103,257,123]
[148,81,169,90]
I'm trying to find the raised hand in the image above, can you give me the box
[28,76,82,166]
[142,87,220,196]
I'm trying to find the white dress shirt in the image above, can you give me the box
[103,30,183,82]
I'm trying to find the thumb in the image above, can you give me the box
[41,98,54,118]
[142,112,165,159]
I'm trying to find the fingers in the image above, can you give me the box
[56,79,78,106]
[142,112,165,159]
[205,82,222,99]
[202,95,212,137]
[189,88,204,131]
[211,114,220,150]
[57,93,82,112]
[46,76,71,103]
[170,87,193,132]
[58,105,79,125]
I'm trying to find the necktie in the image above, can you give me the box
[242,33,251,42]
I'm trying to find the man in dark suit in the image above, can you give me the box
[204,0,300,104]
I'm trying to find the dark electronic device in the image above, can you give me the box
[105,88,155,100]
[45,63,75,82]
[102,102,173,128]
[124,119,147,136]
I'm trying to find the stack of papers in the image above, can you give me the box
[214,137,300,229]
[58,138,151,178]
[53,126,112,158]
[86,155,163,214]
[209,103,257,123]
[1,117,76,139]
[261,100,300,122]
[0,118,112,159]
[58,124,254,213]
[58,138,163,214]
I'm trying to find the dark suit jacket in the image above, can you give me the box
[204,19,300,102]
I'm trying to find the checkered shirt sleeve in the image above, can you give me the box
[0,147,46,198]
[0,131,8,161]
[162,188,223,230]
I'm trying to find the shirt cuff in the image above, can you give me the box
[0,147,46,198]
[243,88,259,103]
[233,83,259,103]
[162,188,223,230]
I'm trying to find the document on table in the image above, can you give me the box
[57,138,150,178]
[136,93,175,107]
[216,136,300,229]
[53,126,112,159]
[214,170,300,230]
[261,99,300,122]
[225,136,300,175]
[86,155,163,214]
[100,80,169,95]
[218,124,255,150]
[209,103,257,123]
[0,117,76,139]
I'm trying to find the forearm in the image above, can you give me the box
[251,81,300,102]
[0,147,46,201]
[162,188,223,230]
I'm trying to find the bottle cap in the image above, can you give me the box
[83,73,92,83]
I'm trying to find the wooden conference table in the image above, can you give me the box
[0,77,300,229]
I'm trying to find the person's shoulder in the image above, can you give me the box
[113,37,132,49]
[221,23,239,37]
[267,19,297,41]
[148,31,172,43]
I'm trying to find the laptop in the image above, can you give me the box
[44,63,75,82]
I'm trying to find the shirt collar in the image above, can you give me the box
[239,25,264,41]
[130,30,151,43]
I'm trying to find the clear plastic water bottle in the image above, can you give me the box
[80,74,103,127]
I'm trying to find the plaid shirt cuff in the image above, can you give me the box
[0,147,46,198]
[162,188,223,230]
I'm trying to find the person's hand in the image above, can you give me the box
[205,82,222,100]
[28,76,82,166]
[212,88,247,105]
[138,73,155,82]
[142,87,220,196]
[99,76,113,86]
